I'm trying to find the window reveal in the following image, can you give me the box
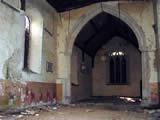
[23,10,44,74]
[20,0,26,11]
[24,16,30,70]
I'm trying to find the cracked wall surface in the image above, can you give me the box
[56,1,159,105]
[0,0,61,109]
[0,0,160,108]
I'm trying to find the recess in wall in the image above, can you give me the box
[46,61,53,73]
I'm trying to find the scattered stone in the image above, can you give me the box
[21,112,28,115]
[17,115,24,118]
[148,110,156,114]
[85,109,94,112]
[25,110,36,115]
[53,107,57,110]
[35,114,40,117]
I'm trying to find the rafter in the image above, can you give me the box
[84,16,113,48]
[74,42,94,57]
[47,0,147,12]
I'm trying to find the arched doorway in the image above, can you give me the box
[62,4,153,106]
[70,11,142,103]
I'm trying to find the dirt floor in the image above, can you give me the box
[0,97,158,120]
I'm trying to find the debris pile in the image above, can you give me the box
[144,109,160,119]
[0,104,60,119]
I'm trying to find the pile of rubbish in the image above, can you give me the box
[0,104,62,119]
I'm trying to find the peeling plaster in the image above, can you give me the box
[0,84,5,96]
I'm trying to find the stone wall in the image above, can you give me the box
[0,0,61,109]
[56,1,158,105]
[0,80,57,109]
[0,0,159,107]
[71,46,92,102]
[93,37,142,97]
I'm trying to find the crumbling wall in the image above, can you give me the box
[0,0,59,109]
[56,1,155,53]
[56,1,158,105]
[71,46,92,102]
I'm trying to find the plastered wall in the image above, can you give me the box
[0,0,159,107]
[71,46,92,102]
[0,0,59,108]
[0,0,58,82]
[93,37,142,97]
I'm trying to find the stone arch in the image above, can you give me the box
[60,3,155,105]
[66,4,146,55]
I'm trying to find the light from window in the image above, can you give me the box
[25,16,30,31]
[24,16,30,70]
[24,9,44,74]
[111,51,125,56]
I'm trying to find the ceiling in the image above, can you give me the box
[74,12,138,57]
[47,0,106,12]
[46,0,144,12]
[46,1,139,57]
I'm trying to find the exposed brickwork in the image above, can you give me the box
[0,80,62,109]
[150,83,159,104]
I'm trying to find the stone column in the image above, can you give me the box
[56,52,71,104]
[152,0,160,105]
[62,54,71,104]
[153,0,160,78]
[141,51,150,106]
[141,48,158,106]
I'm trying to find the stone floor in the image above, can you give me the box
[0,97,157,120]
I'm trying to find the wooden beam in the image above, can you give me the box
[47,0,148,13]
[84,20,111,47]
[90,20,98,32]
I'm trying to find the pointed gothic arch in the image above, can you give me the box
[60,3,154,105]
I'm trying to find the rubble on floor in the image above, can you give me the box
[0,97,157,120]
[0,104,62,119]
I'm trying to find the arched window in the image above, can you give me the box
[20,0,26,10]
[116,57,120,83]
[121,56,127,83]
[24,16,30,69]
[109,51,127,85]
[24,9,43,74]
[109,58,115,84]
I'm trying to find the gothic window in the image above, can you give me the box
[109,58,115,83]
[24,16,30,70]
[20,0,26,11]
[24,9,43,74]
[109,51,127,85]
